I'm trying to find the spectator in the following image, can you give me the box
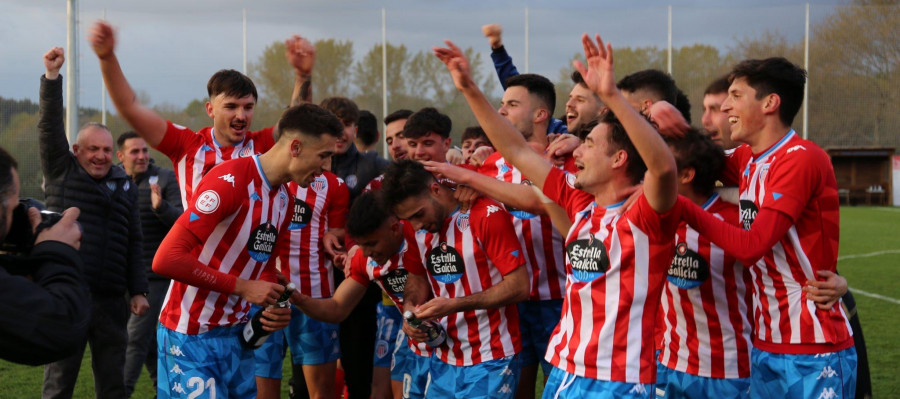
[38,47,148,399]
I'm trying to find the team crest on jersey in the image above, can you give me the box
[375,340,389,359]
[429,242,464,284]
[106,181,117,192]
[123,181,130,191]
[279,192,288,210]
[379,268,408,298]
[239,142,254,158]
[346,174,358,189]
[667,242,710,289]
[566,237,610,282]
[565,172,577,189]
[289,199,313,230]
[248,222,278,262]
[195,190,221,214]
[311,176,327,192]
[456,213,470,231]
[739,200,758,230]
[758,164,770,183]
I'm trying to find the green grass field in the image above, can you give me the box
[2,206,898,398]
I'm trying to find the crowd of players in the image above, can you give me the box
[31,18,862,399]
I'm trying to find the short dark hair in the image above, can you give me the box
[357,110,379,147]
[116,131,140,149]
[573,118,600,141]
[665,128,724,197]
[0,146,18,205]
[381,159,434,208]
[506,74,556,114]
[571,70,588,87]
[207,69,258,101]
[346,191,392,238]
[617,69,691,123]
[460,126,491,145]
[403,107,452,139]
[704,75,731,96]
[600,110,646,185]
[729,57,806,126]
[276,104,344,141]
[319,97,360,126]
[384,109,414,126]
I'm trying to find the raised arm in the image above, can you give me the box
[89,21,168,148]
[482,24,519,90]
[423,161,547,215]
[434,41,553,189]
[286,35,315,106]
[38,47,73,181]
[574,34,677,213]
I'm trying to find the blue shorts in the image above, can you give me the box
[654,362,750,399]
[750,346,856,399]
[157,324,256,399]
[374,302,403,368]
[391,331,432,398]
[427,355,520,399]
[517,299,562,374]
[542,367,653,399]
[287,305,341,365]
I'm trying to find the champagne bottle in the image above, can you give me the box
[403,310,447,347]
[241,282,296,349]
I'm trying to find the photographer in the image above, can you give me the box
[0,146,89,366]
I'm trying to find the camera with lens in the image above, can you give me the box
[1,198,62,256]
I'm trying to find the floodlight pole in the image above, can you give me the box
[243,8,248,74]
[382,8,389,157]
[524,7,529,73]
[66,0,79,143]
[667,5,672,74]
[803,3,810,139]
[101,8,107,125]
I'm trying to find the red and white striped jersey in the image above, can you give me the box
[347,221,431,356]
[160,155,292,335]
[363,174,383,193]
[658,194,753,379]
[404,197,525,366]
[274,172,349,298]
[478,152,568,301]
[156,121,275,210]
[541,167,681,384]
[726,130,853,354]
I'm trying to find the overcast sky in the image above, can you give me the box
[1,0,846,111]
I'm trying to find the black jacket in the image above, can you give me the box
[331,143,389,204]
[128,161,182,281]
[38,75,147,297]
[0,241,91,365]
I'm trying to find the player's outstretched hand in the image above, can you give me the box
[322,230,345,259]
[482,24,503,49]
[423,160,467,184]
[401,316,429,343]
[88,21,116,60]
[415,297,456,321]
[648,101,689,139]
[433,40,475,92]
[545,133,579,167]
[573,33,617,99]
[259,307,291,332]
[235,279,285,307]
[445,148,464,165]
[804,270,849,310]
[43,47,65,79]
[285,34,315,76]
[468,146,495,167]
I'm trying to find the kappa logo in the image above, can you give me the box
[499,366,514,376]
[170,364,185,375]
[171,382,186,394]
[486,205,501,217]
[628,384,648,395]
[168,345,185,356]
[219,173,236,186]
[817,366,838,379]
[786,144,807,154]
[497,384,513,394]
[817,387,837,399]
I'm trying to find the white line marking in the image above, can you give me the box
[849,287,900,305]
[837,249,900,261]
